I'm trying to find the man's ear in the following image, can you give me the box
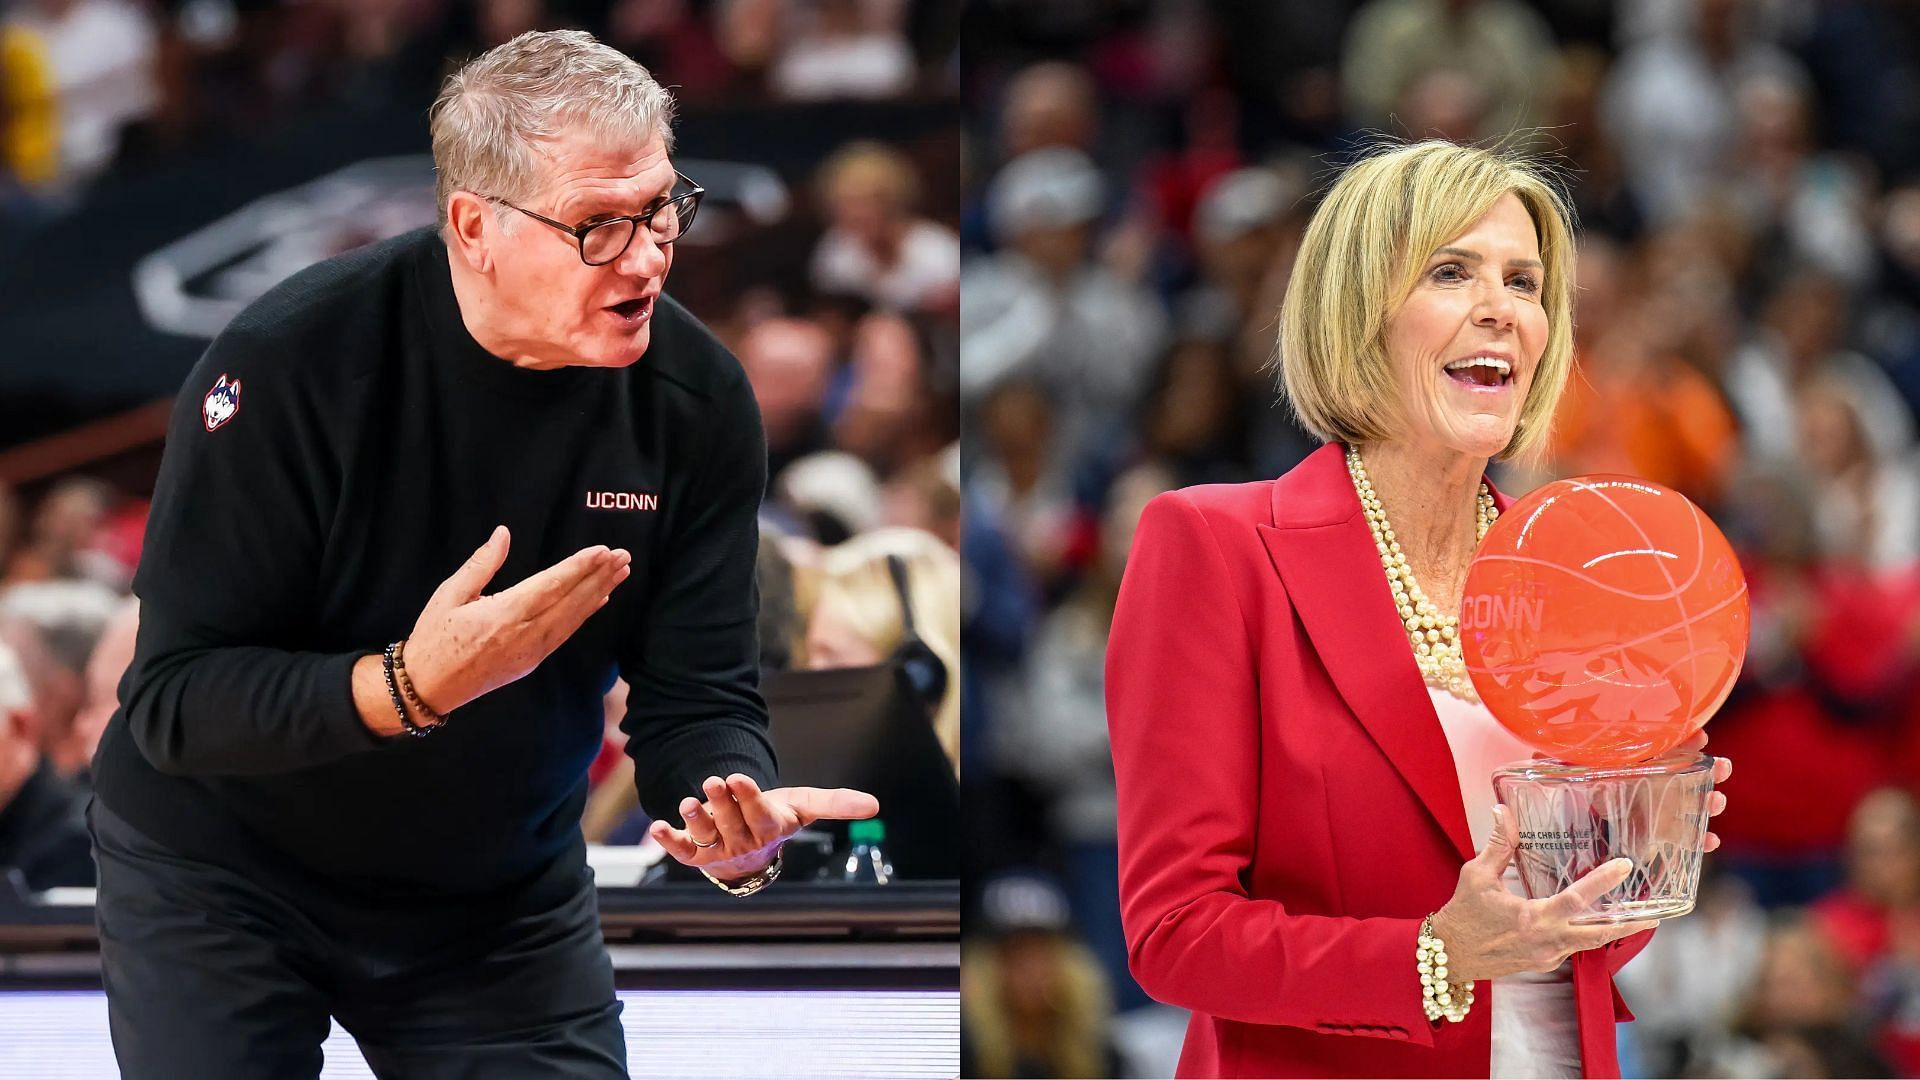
[445,192,497,274]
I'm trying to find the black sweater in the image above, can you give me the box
[92,228,777,901]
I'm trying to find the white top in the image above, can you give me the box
[1427,687,1583,1079]
[771,34,916,101]
[809,220,960,312]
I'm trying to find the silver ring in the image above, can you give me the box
[690,835,720,849]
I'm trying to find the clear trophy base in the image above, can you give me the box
[1491,751,1714,926]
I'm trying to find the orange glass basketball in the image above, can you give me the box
[1460,476,1750,766]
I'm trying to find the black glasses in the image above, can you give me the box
[490,172,705,266]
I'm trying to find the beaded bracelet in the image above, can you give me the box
[391,638,448,727]
[701,850,784,897]
[381,641,435,738]
[1418,915,1474,1023]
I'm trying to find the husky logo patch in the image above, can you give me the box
[202,374,241,432]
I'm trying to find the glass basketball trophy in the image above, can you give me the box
[1460,477,1749,925]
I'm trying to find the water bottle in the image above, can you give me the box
[837,819,894,884]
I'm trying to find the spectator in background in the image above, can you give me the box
[580,676,637,845]
[777,449,883,546]
[82,492,146,590]
[1009,461,1172,1014]
[1601,0,1805,225]
[765,0,915,102]
[1390,66,1492,145]
[1729,271,1913,473]
[961,871,1122,1080]
[834,311,937,471]
[1712,916,1895,1078]
[962,146,1165,461]
[56,592,136,779]
[1541,235,1741,507]
[996,61,1096,162]
[270,0,452,114]
[3,475,115,584]
[1727,68,1874,289]
[0,577,121,771]
[810,141,960,315]
[1875,182,1920,412]
[1614,868,1770,1076]
[739,316,835,480]
[0,638,91,891]
[1340,0,1559,140]
[1812,788,1920,1074]
[0,0,157,196]
[1136,330,1256,490]
[959,479,1037,875]
[881,441,960,551]
[0,18,58,199]
[1707,462,1905,906]
[1134,87,1246,262]
[1188,165,1294,309]
[806,526,959,775]
[1180,163,1306,386]
[474,0,549,50]
[598,0,738,104]
[1797,375,1920,571]
[968,380,1081,598]
[753,525,804,673]
[1542,44,1643,241]
[965,59,1100,252]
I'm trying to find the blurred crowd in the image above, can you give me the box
[0,0,957,222]
[0,0,962,892]
[0,477,140,897]
[958,0,1920,1076]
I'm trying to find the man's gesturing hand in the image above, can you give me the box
[649,774,880,882]
[399,525,631,715]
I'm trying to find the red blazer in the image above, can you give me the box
[1106,444,1652,1078]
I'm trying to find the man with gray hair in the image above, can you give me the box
[89,30,876,1078]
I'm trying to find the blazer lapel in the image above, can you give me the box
[1255,445,1515,862]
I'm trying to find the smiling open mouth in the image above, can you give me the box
[1444,356,1512,388]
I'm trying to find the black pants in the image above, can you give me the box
[89,799,627,1080]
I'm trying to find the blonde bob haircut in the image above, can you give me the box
[1277,139,1577,462]
[811,528,961,778]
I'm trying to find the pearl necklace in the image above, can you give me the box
[1344,446,1497,703]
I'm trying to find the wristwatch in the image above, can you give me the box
[701,850,783,897]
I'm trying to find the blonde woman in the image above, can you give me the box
[961,872,1120,1078]
[806,526,960,776]
[809,140,960,314]
[1105,140,1735,1078]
